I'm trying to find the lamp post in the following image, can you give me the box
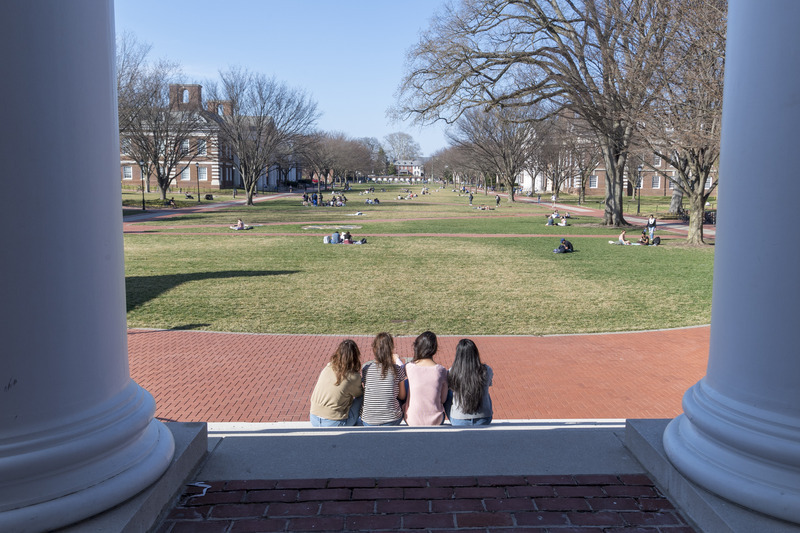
[195,162,201,204]
[232,166,236,198]
[139,160,146,211]
[637,164,643,215]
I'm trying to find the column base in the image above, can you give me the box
[0,382,175,532]
[663,380,800,525]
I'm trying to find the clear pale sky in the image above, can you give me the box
[114,0,450,157]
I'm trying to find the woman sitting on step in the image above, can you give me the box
[309,340,363,427]
[445,339,493,426]
[359,333,407,426]
[404,331,448,426]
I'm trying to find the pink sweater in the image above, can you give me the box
[404,362,448,426]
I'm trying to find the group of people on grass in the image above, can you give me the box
[309,331,493,427]
[303,192,347,207]
[324,230,365,244]
[545,210,571,226]
[617,215,659,245]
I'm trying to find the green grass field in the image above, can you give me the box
[124,184,714,335]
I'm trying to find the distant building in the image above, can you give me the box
[395,159,424,177]
[120,84,301,193]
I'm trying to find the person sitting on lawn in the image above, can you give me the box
[619,230,631,245]
[557,216,568,226]
[331,231,340,244]
[230,219,251,230]
[553,238,573,253]
[639,229,650,245]
[445,339,493,426]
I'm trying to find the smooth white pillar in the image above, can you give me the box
[663,0,800,525]
[0,2,174,531]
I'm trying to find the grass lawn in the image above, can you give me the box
[124,184,714,335]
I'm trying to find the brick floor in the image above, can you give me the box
[156,475,695,532]
[129,327,709,422]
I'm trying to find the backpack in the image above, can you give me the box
[323,235,330,244]
[653,236,661,245]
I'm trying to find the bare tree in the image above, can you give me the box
[206,68,320,205]
[383,132,422,162]
[448,106,538,201]
[123,61,207,201]
[116,31,152,135]
[640,0,725,244]
[395,0,675,226]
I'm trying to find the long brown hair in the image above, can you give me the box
[412,331,438,362]
[330,339,361,385]
[448,339,488,414]
[372,332,395,379]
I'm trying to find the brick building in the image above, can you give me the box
[120,84,300,194]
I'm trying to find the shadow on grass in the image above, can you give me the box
[126,270,299,311]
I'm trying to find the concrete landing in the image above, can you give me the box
[626,419,800,533]
[199,420,640,481]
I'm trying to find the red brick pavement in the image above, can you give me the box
[128,327,709,423]
[157,474,695,532]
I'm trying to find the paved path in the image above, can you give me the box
[129,327,709,423]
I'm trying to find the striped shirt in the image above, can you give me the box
[360,361,407,425]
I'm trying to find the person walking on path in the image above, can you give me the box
[469,192,473,206]
[495,194,500,207]
[647,215,657,241]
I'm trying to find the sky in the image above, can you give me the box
[114,0,451,157]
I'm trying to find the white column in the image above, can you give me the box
[663,0,800,525]
[0,2,174,531]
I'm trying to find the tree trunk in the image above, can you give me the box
[600,147,628,226]
[669,188,683,213]
[686,189,705,244]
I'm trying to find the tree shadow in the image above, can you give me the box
[126,270,299,311]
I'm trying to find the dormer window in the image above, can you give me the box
[182,89,189,103]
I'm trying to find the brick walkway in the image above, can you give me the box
[157,475,694,532]
[129,327,709,422]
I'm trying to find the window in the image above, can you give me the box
[705,177,713,189]
[121,137,131,154]
[217,104,225,116]
[588,175,598,188]
[198,167,207,181]
[668,173,675,189]
[573,176,581,189]
[197,139,207,156]
[123,166,133,180]
[653,155,662,167]
[181,139,190,154]
[651,174,660,189]
[182,89,189,103]
[181,167,190,181]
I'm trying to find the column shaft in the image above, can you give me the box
[0,1,173,531]
[663,0,800,524]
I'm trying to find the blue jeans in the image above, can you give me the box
[444,390,492,426]
[360,417,403,426]
[310,396,363,427]
[450,416,492,426]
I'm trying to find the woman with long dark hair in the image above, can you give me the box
[445,339,493,426]
[309,339,363,426]
[404,331,448,426]
[359,332,407,426]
